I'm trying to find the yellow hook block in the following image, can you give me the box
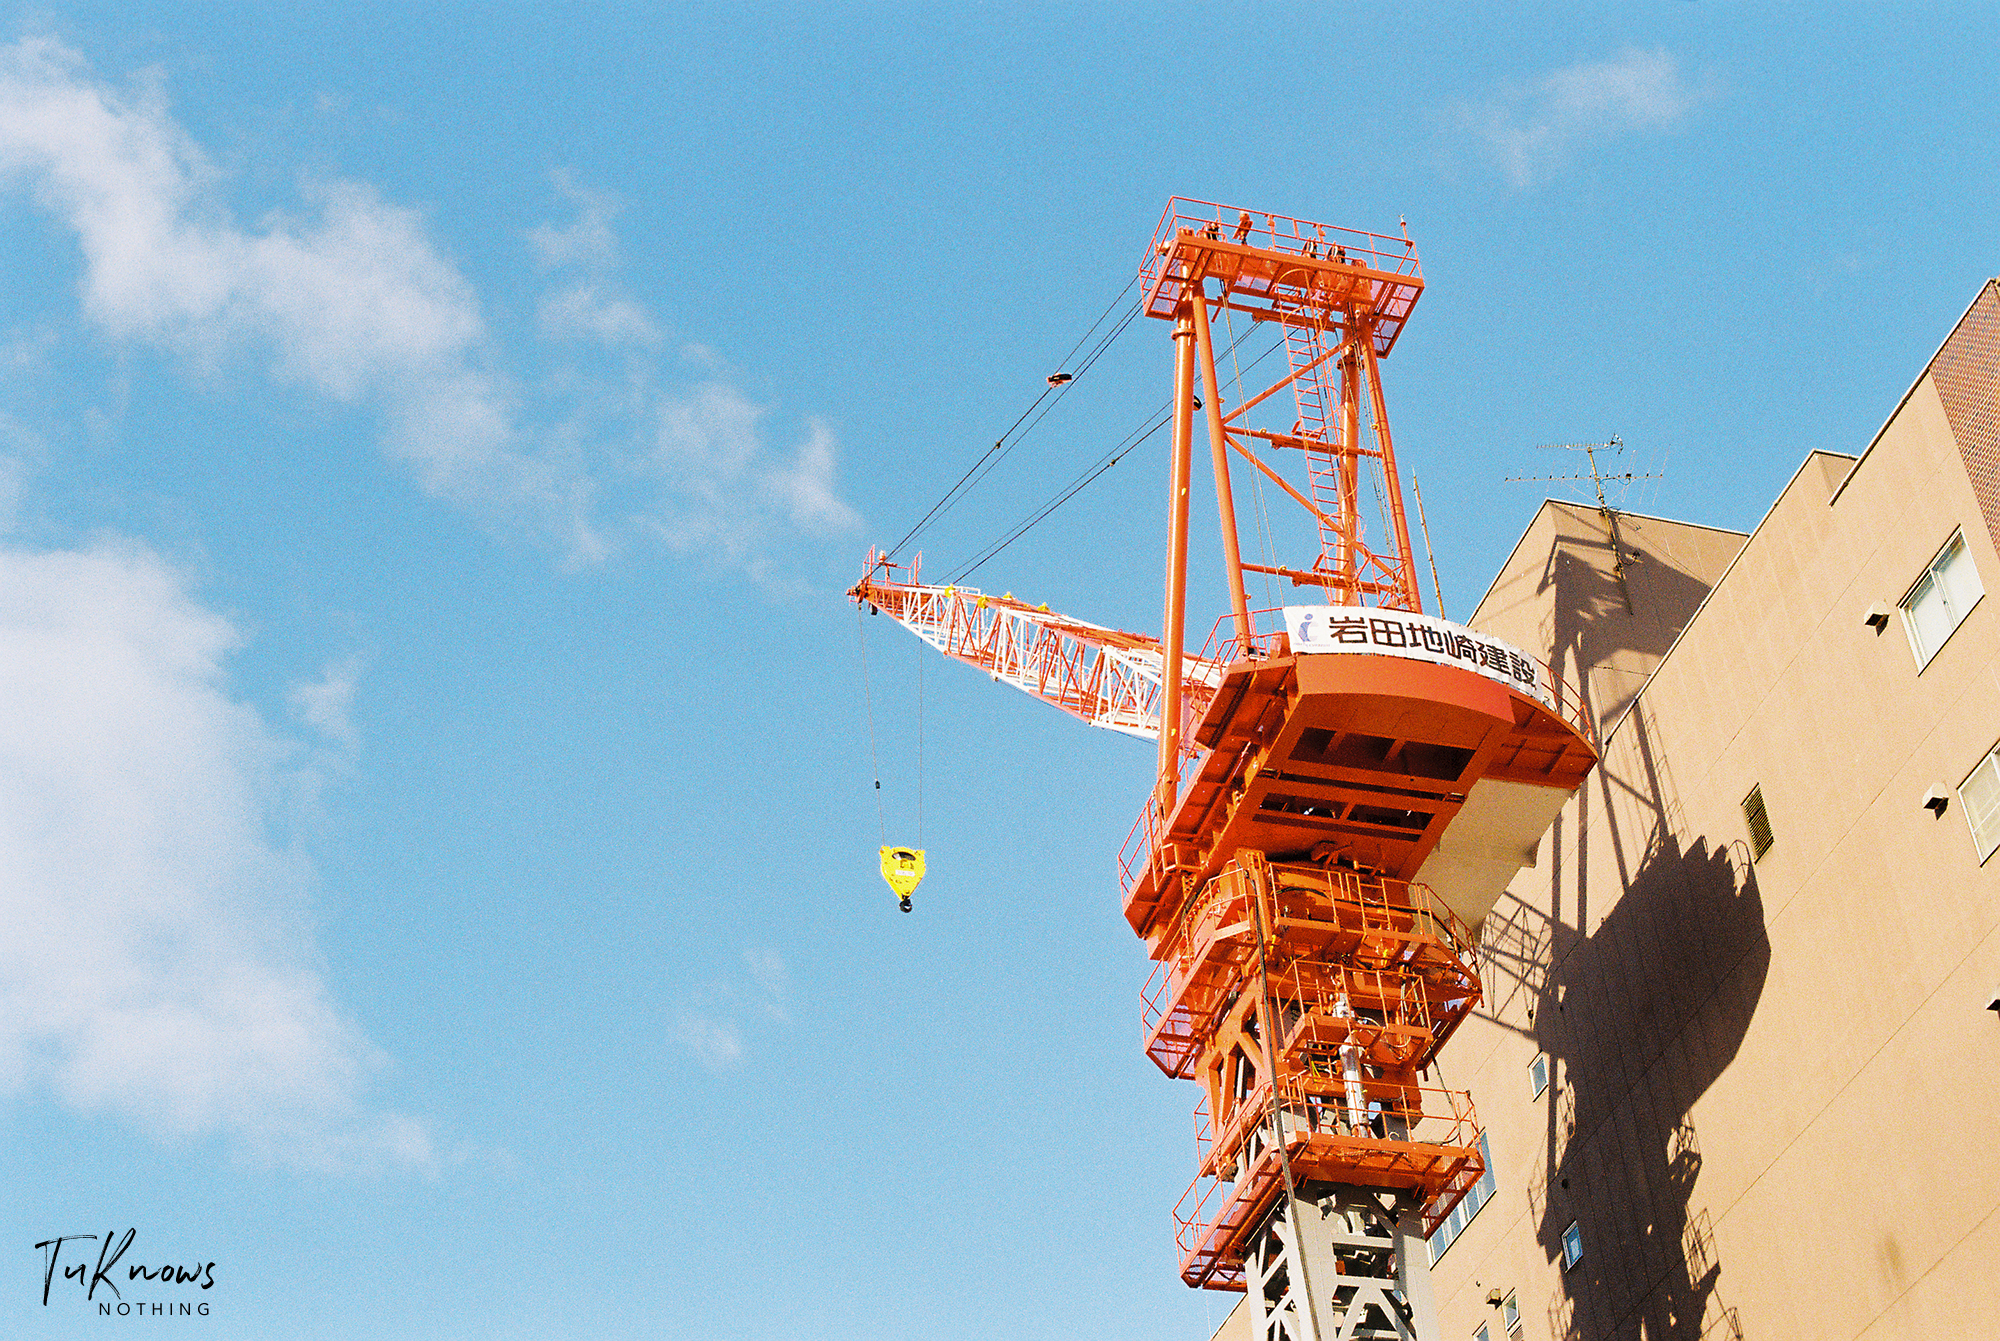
[880,846,926,913]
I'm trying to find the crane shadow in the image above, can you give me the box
[1482,509,1769,1338]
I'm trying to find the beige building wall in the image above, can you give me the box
[1429,284,2000,1340]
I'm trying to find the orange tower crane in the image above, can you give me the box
[852,199,1598,1341]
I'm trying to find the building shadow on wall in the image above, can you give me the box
[1483,514,1771,1339]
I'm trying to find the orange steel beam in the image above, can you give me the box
[1362,332,1422,612]
[1233,425,1382,458]
[1337,343,1362,597]
[1159,309,1197,815]
[1190,285,1254,645]
[1221,430,1351,544]
[1221,335,1351,426]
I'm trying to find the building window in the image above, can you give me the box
[1562,1220,1584,1270]
[1901,530,1984,668]
[1742,785,1775,861]
[1504,1292,1520,1333]
[1961,742,2000,863]
[1529,1053,1550,1099]
[1475,1326,1490,1341]
[1428,1131,1498,1264]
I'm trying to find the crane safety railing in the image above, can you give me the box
[1275,960,1444,1074]
[1142,199,1421,301]
[1173,1079,1485,1287]
[1137,859,1482,1079]
[1264,860,1481,974]
[1140,198,1424,358]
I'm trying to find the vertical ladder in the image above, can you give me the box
[1284,321,1351,586]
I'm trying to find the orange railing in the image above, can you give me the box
[1143,198,1423,288]
[1173,1080,1485,1286]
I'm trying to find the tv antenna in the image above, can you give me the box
[1505,436,1663,615]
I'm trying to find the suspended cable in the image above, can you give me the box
[915,299,1142,549]
[945,325,1285,585]
[1053,271,1140,380]
[916,653,925,844]
[881,389,1052,560]
[947,411,1170,584]
[883,277,1143,562]
[856,605,886,842]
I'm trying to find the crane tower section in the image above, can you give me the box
[1140,199,1425,612]
[1134,201,1600,1339]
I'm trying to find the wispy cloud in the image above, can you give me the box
[530,175,660,348]
[0,540,426,1170]
[1461,48,1712,187]
[0,37,859,577]
[672,948,791,1073]
[288,655,362,752]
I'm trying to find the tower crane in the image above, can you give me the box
[851,199,1599,1341]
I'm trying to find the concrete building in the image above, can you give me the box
[1212,278,2000,1339]
[1437,279,2000,1339]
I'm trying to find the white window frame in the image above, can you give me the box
[1504,1292,1520,1333]
[1900,530,1984,669]
[1562,1220,1584,1270]
[1529,1053,1550,1099]
[1959,740,2000,864]
[1474,1326,1490,1341]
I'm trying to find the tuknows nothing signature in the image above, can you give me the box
[34,1230,216,1305]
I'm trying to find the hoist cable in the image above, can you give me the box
[916,654,925,845]
[947,411,1172,584]
[855,605,886,842]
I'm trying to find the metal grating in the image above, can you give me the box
[1741,784,1774,862]
[1930,280,2000,556]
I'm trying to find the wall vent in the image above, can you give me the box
[1742,785,1775,861]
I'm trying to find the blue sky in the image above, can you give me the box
[1,4,1995,1338]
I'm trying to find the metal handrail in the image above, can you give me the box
[1144,198,1422,282]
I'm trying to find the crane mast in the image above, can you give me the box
[854,200,1600,1341]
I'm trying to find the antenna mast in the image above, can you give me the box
[1506,436,1663,615]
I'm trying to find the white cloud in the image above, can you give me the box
[672,1013,743,1070]
[0,539,426,1169]
[538,283,660,346]
[671,947,790,1071]
[530,178,660,348]
[0,38,857,577]
[743,947,787,1003]
[644,381,860,562]
[770,420,863,534]
[288,655,361,751]
[1464,49,1711,187]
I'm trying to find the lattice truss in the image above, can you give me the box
[1245,1187,1438,1341]
[1139,198,1429,610]
[850,552,1221,740]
